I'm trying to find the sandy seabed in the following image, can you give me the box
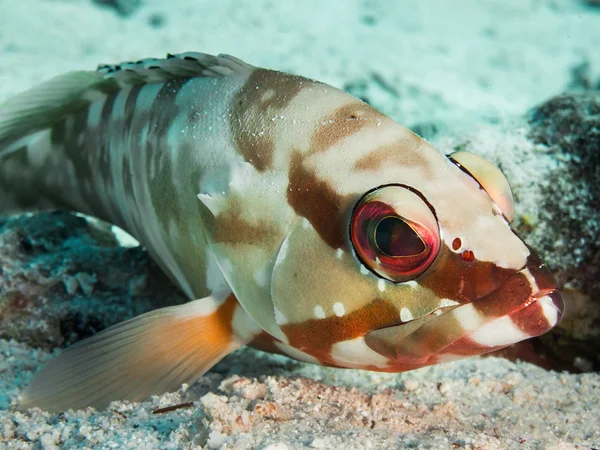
[0,0,599,448]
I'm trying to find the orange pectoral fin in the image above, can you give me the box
[21,292,260,412]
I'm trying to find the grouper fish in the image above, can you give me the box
[0,52,564,411]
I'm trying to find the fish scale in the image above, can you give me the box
[0,52,564,411]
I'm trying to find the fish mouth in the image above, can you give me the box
[364,254,564,370]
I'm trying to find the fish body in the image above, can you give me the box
[0,53,563,411]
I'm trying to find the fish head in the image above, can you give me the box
[270,114,563,371]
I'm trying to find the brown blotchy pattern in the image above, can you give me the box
[281,299,400,357]
[310,102,384,153]
[212,206,279,247]
[353,143,401,172]
[470,272,533,319]
[230,69,316,172]
[419,247,518,304]
[352,137,425,172]
[287,150,348,249]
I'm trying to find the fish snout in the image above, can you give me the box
[364,251,564,370]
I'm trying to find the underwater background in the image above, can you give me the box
[0,0,599,448]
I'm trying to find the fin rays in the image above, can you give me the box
[21,292,249,412]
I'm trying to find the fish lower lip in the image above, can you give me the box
[365,272,563,366]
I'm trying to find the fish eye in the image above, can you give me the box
[350,185,440,283]
[448,151,515,223]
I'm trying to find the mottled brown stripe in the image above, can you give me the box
[287,150,347,249]
[310,102,383,153]
[471,272,532,318]
[144,78,189,231]
[124,84,143,131]
[353,138,427,172]
[281,299,400,356]
[212,206,279,247]
[60,103,115,219]
[419,247,517,303]
[230,69,316,171]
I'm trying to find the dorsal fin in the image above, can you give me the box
[0,52,253,150]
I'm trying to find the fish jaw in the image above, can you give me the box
[364,251,564,371]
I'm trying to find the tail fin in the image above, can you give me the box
[20,292,259,412]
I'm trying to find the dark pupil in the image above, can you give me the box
[375,217,425,257]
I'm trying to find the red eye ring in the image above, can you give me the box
[350,186,440,283]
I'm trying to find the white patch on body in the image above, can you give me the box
[360,265,370,275]
[400,307,414,322]
[336,248,344,259]
[439,298,460,307]
[175,291,229,318]
[330,337,389,369]
[378,279,386,292]
[468,315,529,347]
[274,307,288,325]
[253,267,269,287]
[274,342,321,365]
[87,97,106,128]
[205,250,230,293]
[451,303,485,331]
[232,302,263,343]
[333,302,345,317]
[521,267,539,293]
[314,305,326,319]
[538,295,559,326]
[111,86,132,121]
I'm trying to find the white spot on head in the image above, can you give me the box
[333,302,345,317]
[360,265,370,275]
[302,218,311,229]
[400,307,414,322]
[469,316,529,347]
[378,279,386,292]
[336,248,344,259]
[404,280,419,288]
[314,305,326,319]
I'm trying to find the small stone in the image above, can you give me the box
[404,380,419,391]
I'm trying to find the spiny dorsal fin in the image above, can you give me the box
[0,52,253,150]
[98,52,252,84]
